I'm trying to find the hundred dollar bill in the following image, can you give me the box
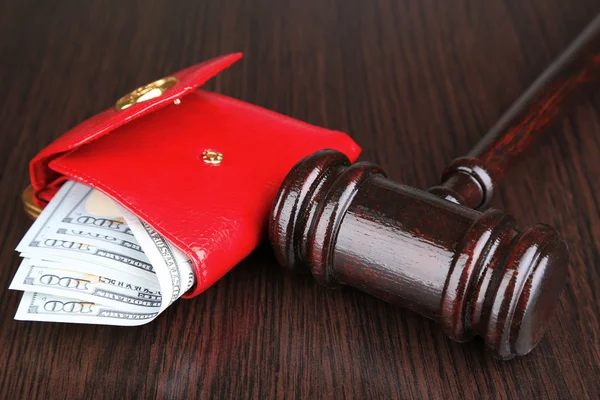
[18,236,155,277]
[13,180,199,325]
[16,181,156,280]
[58,182,133,236]
[120,207,195,312]
[25,257,159,288]
[73,188,195,310]
[24,227,154,273]
[53,227,143,253]
[15,291,158,326]
[9,259,162,312]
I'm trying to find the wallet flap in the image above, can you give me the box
[31,53,243,202]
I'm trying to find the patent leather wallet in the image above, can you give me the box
[27,53,361,297]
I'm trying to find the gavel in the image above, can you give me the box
[269,15,600,359]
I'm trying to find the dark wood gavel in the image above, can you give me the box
[270,15,600,359]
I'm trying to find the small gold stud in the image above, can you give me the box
[201,150,223,165]
[115,76,179,111]
[173,98,181,105]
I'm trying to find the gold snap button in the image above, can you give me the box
[22,185,43,220]
[115,76,179,111]
[202,150,223,165]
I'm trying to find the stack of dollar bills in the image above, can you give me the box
[10,180,195,325]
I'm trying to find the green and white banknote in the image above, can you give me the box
[10,180,195,326]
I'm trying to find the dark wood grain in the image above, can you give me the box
[1,0,599,398]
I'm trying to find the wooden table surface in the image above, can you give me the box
[1,0,600,398]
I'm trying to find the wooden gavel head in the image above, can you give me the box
[269,150,569,360]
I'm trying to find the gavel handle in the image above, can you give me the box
[430,14,600,209]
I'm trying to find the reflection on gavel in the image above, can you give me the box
[270,15,600,359]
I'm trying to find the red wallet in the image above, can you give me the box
[29,53,361,297]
